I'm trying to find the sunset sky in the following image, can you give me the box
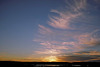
[0,0,100,62]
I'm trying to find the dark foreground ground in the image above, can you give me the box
[0,61,100,67]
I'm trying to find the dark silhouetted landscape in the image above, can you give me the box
[0,61,100,67]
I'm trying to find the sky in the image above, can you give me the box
[0,0,100,62]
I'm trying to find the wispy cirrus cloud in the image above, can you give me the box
[33,0,100,62]
[38,25,53,35]
[48,0,86,29]
[35,49,61,55]
[78,29,100,47]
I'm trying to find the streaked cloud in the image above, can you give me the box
[78,29,100,47]
[58,55,100,62]
[35,49,61,55]
[74,51,100,55]
[48,12,82,29]
[40,41,68,50]
[38,25,53,35]
[33,0,100,62]
[48,0,86,29]
[57,50,100,62]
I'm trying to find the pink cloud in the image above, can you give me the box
[35,49,61,55]
[39,41,68,50]
[62,41,82,49]
[38,41,83,53]
[33,0,100,59]
[40,42,52,49]
[78,29,100,46]
[62,42,76,45]
[53,45,68,50]
[49,10,82,29]
[48,0,86,29]
[48,17,70,29]
[72,0,87,12]
[39,25,53,35]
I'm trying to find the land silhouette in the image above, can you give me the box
[0,61,100,67]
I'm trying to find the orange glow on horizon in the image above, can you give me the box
[42,56,58,62]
